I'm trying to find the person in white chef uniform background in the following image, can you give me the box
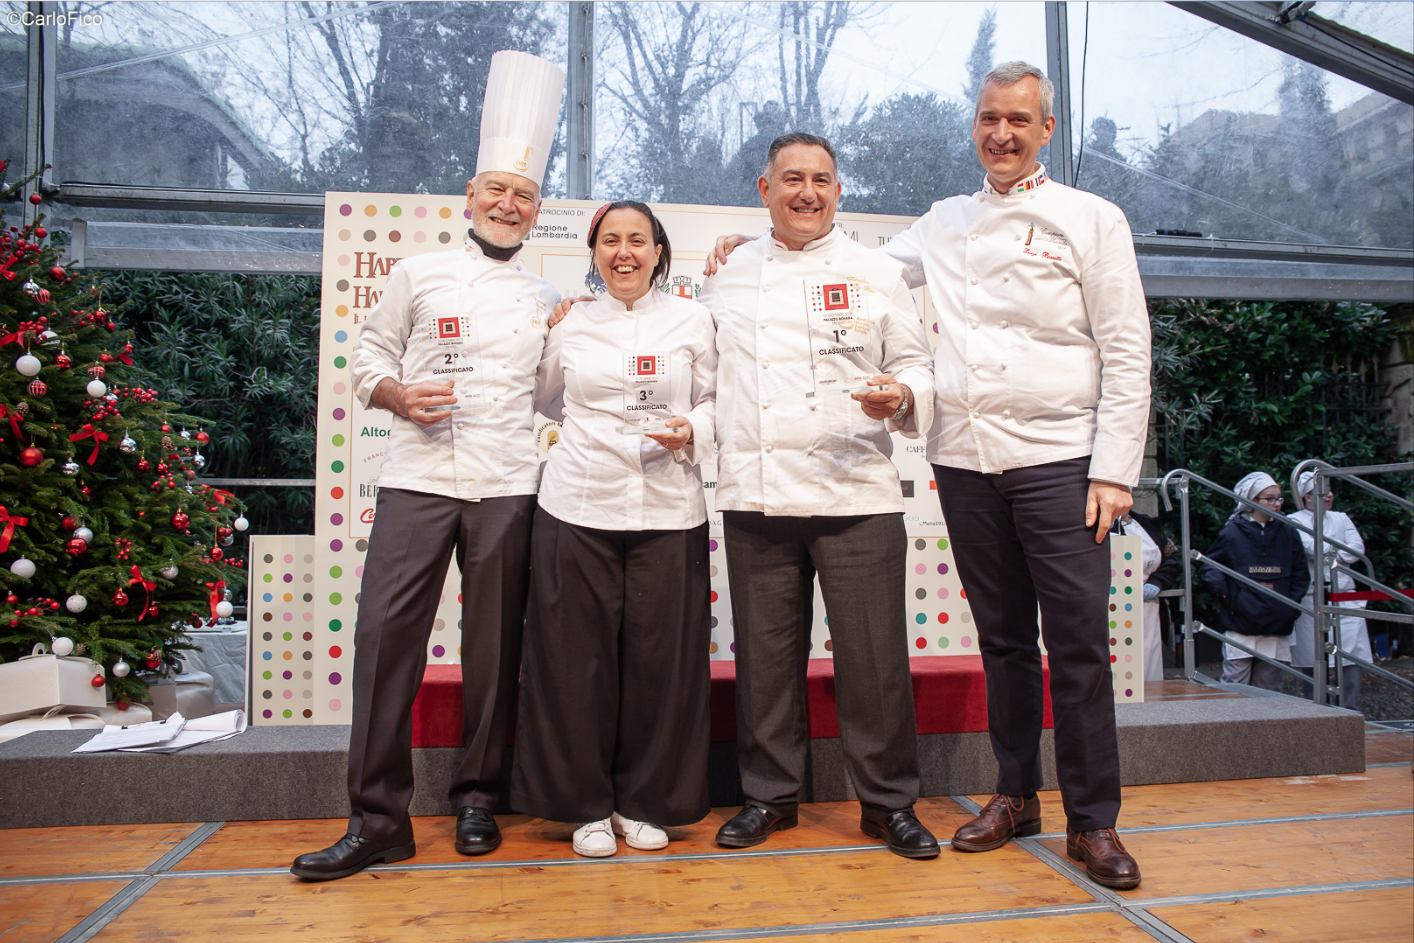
[292,51,564,882]
[510,201,717,858]
[1289,471,1369,712]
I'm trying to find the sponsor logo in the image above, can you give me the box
[629,353,667,380]
[360,509,376,524]
[536,419,562,454]
[670,275,697,299]
[437,317,460,339]
[513,146,532,173]
[823,283,850,310]
[428,316,473,346]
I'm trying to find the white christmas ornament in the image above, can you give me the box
[73,526,94,543]
[16,354,41,377]
[62,460,80,477]
[180,428,191,440]
[233,516,249,532]
[65,594,87,613]
[112,660,131,678]
[86,379,107,397]
[159,565,178,579]
[40,330,59,346]
[221,535,234,546]
[193,452,206,469]
[9,558,35,579]
[50,636,74,656]
[119,435,137,453]
[215,600,234,618]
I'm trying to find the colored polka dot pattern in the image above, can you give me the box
[249,538,318,725]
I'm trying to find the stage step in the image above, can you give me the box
[0,690,1365,828]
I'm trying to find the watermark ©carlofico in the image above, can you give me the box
[8,9,105,27]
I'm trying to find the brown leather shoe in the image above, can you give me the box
[1066,827,1142,889]
[951,794,1041,852]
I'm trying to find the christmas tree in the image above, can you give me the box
[1,160,248,710]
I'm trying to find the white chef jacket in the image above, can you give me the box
[1289,508,1370,668]
[700,226,935,517]
[350,239,560,501]
[534,288,716,531]
[883,165,1151,485]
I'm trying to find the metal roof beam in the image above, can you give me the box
[1171,2,1414,105]
[55,183,324,216]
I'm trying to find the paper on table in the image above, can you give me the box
[122,709,247,754]
[72,713,186,753]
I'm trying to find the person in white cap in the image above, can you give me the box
[292,50,564,881]
[1289,471,1369,711]
[1201,472,1309,692]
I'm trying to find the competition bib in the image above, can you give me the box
[803,279,876,400]
[618,352,673,435]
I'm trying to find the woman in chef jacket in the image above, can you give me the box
[511,201,716,858]
[1289,471,1370,711]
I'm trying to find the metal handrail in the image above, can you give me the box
[1157,464,1413,709]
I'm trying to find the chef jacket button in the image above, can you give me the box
[971,411,980,418]
[766,256,774,262]
[1015,234,1021,240]
[1000,364,1007,371]
[762,362,770,370]
[809,403,818,411]
[970,277,979,285]
[825,259,832,265]
[969,321,977,329]
[806,448,815,456]
[1003,276,1010,283]
[1000,320,1009,328]
[1002,410,1011,419]
[760,322,768,329]
[765,445,774,453]
[970,234,979,241]
[763,285,772,293]
[513,328,519,333]
[969,364,978,372]
[762,402,771,410]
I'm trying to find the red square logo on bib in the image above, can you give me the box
[636,356,657,376]
[823,284,849,310]
[437,317,461,339]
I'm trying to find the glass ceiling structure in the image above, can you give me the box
[2,1,1410,300]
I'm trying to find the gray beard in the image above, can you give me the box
[472,217,526,249]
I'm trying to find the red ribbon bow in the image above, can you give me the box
[0,330,25,348]
[0,506,28,554]
[210,489,236,506]
[69,423,110,465]
[206,579,226,620]
[128,565,157,622]
[0,405,23,444]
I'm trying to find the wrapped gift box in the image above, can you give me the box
[0,655,107,724]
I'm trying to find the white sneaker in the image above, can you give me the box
[572,818,617,857]
[611,812,669,850]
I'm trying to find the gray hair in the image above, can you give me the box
[764,132,838,179]
[975,61,1054,123]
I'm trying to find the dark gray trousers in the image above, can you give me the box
[511,508,712,826]
[722,510,920,821]
[347,487,535,843]
[933,457,1121,831]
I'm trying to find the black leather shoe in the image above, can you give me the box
[715,805,798,848]
[861,810,940,859]
[455,807,502,856]
[290,833,415,881]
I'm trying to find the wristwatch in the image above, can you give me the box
[889,385,912,423]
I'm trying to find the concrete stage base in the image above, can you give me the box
[0,691,1365,829]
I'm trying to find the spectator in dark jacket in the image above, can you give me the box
[1202,472,1309,691]
[1118,510,1180,682]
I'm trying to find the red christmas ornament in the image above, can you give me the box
[116,699,130,711]
[49,265,65,280]
[87,364,105,379]
[34,227,46,239]
[137,458,150,471]
[113,590,128,606]
[146,652,162,669]
[216,526,233,541]
[62,515,78,531]
[55,353,71,369]
[170,511,190,530]
[36,288,50,304]
[90,675,105,689]
[195,430,210,445]
[209,547,223,561]
[80,484,91,496]
[64,537,88,556]
[28,193,40,205]
[156,463,168,475]
[160,423,172,432]
[18,447,43,467]
[100,353,113,363]
[26,378,46,396]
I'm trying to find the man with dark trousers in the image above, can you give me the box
[700,133,940,859]
[291,51,564,881]
[884,62,1151,888]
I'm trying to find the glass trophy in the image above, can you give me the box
[425,261,491,412]
[803,280,877,400]
[619,352,674,435]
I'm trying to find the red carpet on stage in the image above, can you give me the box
[411,656,1052,748]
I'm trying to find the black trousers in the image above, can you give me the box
[933,457,1121,831]
[346,487,535,843]
[722,511,919,821]
[510,507,712,826]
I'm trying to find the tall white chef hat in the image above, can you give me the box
[475,50,565,191]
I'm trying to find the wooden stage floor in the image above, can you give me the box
[2,687,1410,943]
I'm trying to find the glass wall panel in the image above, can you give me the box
[1317,1,1413,55]
[1067,1,1413,249]
[1,15,26,222]
[47,1,566,197]
[592,1,1047,215]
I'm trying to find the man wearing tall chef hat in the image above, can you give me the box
[292,51,564,881]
